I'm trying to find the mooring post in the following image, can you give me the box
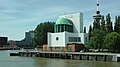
[65,54,66,59]
[79,54,82,60]
[26,52,29,57]
[48,53,50,58]
[95,55,98,61]
[71,54,74,60]
[87,55,89,60]
[104,55,107,62]
[39,53,41,57]
[43,53,45,57]
[54,53,55,58]
[71,54,73,60]
[30,52,32,57]
[59,54,61,58]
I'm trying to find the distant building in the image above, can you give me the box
[16,30,35,48]
[43,12,89,52]
[8,40,16,47]
[0,36,8,47]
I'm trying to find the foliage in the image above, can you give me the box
[88,13,120,52]
[104,32,120,52]
[88,29,106,49]
[100,16,106,32]
[88,25,92,40]
[114,16,120,34]
[93,20,100,30]
[34,22,55,46]
[84,27,86,33]
[106,13,113,33]
[88,15,106,49]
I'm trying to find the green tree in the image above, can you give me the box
[106,13,113,33]
[84,27,86,33]
[88,29,105,49]
[114,16,120,34]
[88,16,103,49]
[34,22,55,46]
[93,20,100,30]
[104,32,120,52]
[118,16,120,33]
[114,16,118,32]
[88,25,92,40]
[100,16,106,32]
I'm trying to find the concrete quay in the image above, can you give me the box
[10,50,120,62]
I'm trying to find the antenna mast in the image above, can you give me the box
[93,0,102,23]
[97,0,99,11]
[96,0,100,14]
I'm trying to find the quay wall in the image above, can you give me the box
[14,51,120,62]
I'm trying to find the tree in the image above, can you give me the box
[114,16,120,34]
[106,13,113,33]
[93,20,100,30]
[88,16,104,49]
[114,16,118,32]
[88,25,92,40]
[88,29,105,49]
[84,27,86,33]
[118,16,120,33]
[88,36,98,49]
[104,32,120,52]
[100,16,106,32]
[34,22,55,46]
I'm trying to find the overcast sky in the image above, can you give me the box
[0,0,120,40]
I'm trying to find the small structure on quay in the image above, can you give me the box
[43,12,89,52]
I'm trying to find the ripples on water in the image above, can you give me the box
[0,50,120,67]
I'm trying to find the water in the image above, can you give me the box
[0,50,120,67]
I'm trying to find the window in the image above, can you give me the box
[69,37,81,42]
[78,37,81,42]
[62,48,64,52]
[56,37,59,41]
[85,37,87,42]
[56,48,60,52]
[50,47,52,51]
[58,25,60,32]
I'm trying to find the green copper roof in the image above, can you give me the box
[56,18,73,25]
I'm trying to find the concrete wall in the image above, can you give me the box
[48,32,88,47]
[48,32,66,47]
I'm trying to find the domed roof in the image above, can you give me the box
[56,18,73,25]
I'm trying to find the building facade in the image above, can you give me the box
[0,36,8,47]
[43,12,88,52]
[16,30,35,48]
[8,40,17,48]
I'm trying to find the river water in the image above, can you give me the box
[0,50,120,67]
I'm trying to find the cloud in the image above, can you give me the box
[0,0,120,40]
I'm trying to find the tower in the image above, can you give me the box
[93,0,102,23]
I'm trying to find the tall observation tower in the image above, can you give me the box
[93,0,102,23]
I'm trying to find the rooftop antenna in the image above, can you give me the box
[96,0,100,14]
[93,0,102,23]
[97,0,99,11]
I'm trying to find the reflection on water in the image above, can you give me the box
[34,58,120,67]
[0,50,120,67]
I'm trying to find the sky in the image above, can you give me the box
[0,0,120,40]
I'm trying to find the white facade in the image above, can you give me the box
[59,12,83,33]
[48,12,88,47]
[48,32,88,47]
